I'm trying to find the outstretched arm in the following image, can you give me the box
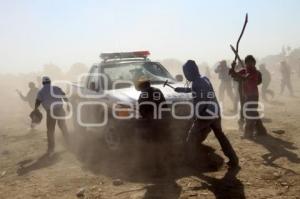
[16,90,27,101]
[174,87,192,93]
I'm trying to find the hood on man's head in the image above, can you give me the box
[183,60,200,81]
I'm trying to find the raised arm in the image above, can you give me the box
[229,62,247,81]
[16,90,27,101]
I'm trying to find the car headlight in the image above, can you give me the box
[113,104,134,118]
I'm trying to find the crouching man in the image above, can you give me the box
[180,60,239,168]
[134,75,169,176]
[33,76,70,156]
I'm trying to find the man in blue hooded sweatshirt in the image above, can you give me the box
[181,60,239,167]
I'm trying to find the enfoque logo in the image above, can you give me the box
[49,76,265,127]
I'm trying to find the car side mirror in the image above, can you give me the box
[175,74,183,82]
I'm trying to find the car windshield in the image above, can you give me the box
[102,62,175,89]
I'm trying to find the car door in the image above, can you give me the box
[80,65,108,127]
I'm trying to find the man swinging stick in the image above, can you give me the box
[229,14,267,138]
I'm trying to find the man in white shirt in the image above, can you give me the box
[16,82,39,109]
[34,76,70,155]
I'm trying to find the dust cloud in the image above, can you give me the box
[1,46,300,198]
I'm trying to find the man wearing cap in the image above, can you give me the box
[33,76,70,155]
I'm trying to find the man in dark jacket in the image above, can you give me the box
[215,60,235,110]
[134,76,169,176]
[136,76,166,120]
[231,62,246,130]
[181,60,239,168]
[34,76,70,155]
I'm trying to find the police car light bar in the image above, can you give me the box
[100,51,150,61]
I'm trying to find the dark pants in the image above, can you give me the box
[261,81,274,101]
[280,78,294,96]
[244,96,267,138]
[135,119,170,174]
[235,83,245,130]
[219,80,235,106]
[187,118,238,163]
[46,108,69,152]
[238,95,245,129]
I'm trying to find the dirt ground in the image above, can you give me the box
[1,75,300,199]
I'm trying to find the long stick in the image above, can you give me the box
[232,13,248,68]
[230,45,244,67]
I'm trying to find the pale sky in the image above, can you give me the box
[0,0,299,73]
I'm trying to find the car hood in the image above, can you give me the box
[105,83,192,103]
